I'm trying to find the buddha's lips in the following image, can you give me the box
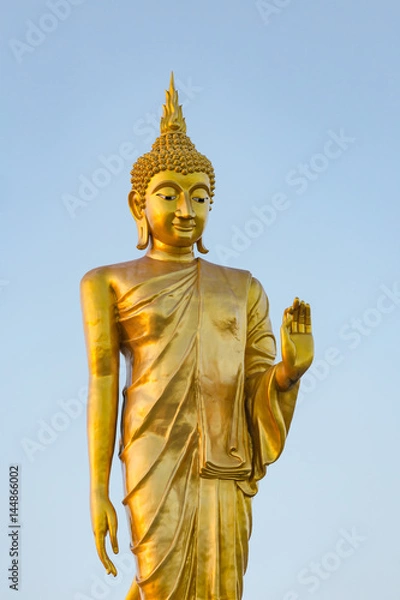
[172,221,196,231]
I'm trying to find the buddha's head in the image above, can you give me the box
[128,74,215,254]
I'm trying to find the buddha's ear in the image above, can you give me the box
[196,238,209,254]
[128,190,143,221]
[128,190,149,250]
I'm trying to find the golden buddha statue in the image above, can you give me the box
[81,74,314,600]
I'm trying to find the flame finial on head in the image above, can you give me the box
[130,72,215,203]
[160,72,187,135]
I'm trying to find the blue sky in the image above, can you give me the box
[1,1,399,599]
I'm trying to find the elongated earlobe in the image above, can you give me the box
[196,237,209,254]
[128,190,149,251]
[136,217,149,250]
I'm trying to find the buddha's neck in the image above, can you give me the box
[146,242,196,263]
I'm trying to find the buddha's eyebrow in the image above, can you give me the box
[152,181,180,193]
[189,183,210,194]
[151,181,210,195]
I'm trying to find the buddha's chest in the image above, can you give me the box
[116,272,247,357]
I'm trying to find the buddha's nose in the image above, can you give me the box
[175,191,195,218]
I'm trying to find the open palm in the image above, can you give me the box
[281,297,314,382]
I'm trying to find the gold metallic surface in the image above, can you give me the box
[129,73,215,205]
[81,75,314,600]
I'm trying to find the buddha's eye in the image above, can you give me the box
[192,196,209,204]
[156,193,177,201]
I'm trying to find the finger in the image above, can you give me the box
[107,560,118,577]
[95,531,116,575]
[282,307,293,326]
[305,303,312,334]
[298,301,306,333]
[292,297,299,333]
[107,509,119,554]
[281,317,291,343]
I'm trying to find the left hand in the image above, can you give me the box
[280,297,314,384]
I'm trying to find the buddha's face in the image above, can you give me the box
[142,170,211,249]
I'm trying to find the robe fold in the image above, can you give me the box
[116,256,298,600]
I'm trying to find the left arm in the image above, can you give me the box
[244,283,314,488]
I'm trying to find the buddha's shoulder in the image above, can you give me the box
[80,257,148,287]
[199,258,252,280]
[199,259,267,297]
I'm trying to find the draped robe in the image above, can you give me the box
[116,256,299,600]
